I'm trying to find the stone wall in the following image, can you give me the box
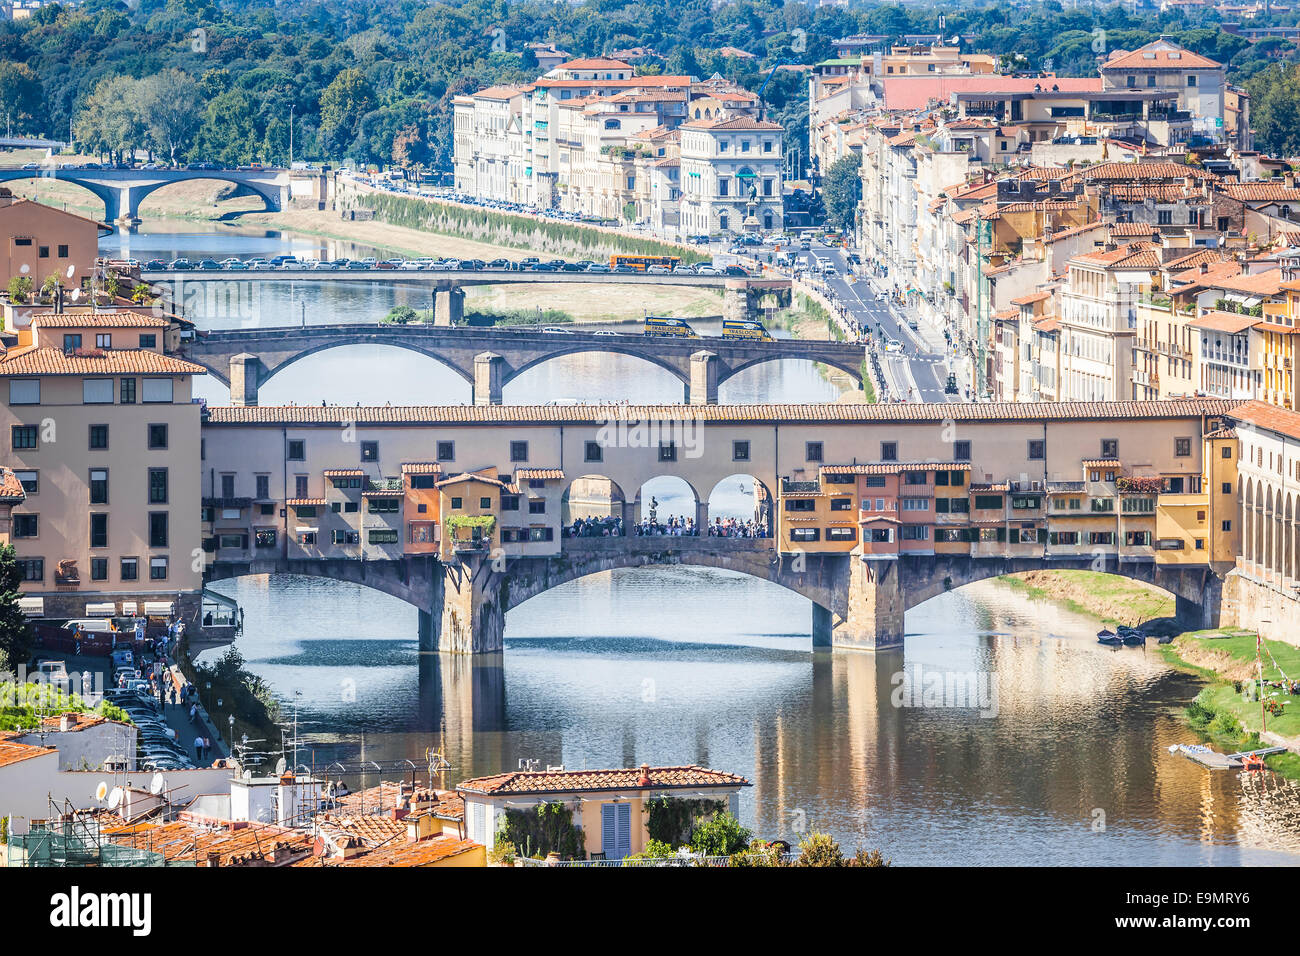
[1221,568,1300,647]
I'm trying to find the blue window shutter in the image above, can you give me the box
[617,803,632,858]
[602,804,616,856]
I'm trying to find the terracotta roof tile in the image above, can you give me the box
[1228,400,1300,441]
[0,467,26,502]
[1188,311,1260,334]
[1220,183,1300,204]
[322,468,365,477]
[31,311,170,328]
[1101,41,1222,72]
[458,764,750,796]
[0,346,205,376]
[514,468,564,480]
[401,462,443,475]
[204,400,1243,427]
[820,462,970,476]
[287,498,327,507]
[1011,291,1051,306]
[0,738,55,768]
[334,836,480,867]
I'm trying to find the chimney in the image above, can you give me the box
[637,763,652,787]
[206,850,221,868]
[1287,171,1296,189]
[59,713,71,732]
[1200,262,1209,274]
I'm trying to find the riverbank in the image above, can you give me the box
[995,569,1176,627]
[1158,629,1300,778]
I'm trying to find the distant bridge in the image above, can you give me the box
[0,167,291,222]
[182,320,865,405]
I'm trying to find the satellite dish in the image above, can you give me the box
[107,786,123,810]
[65,265,75,279]
[149,772,165,795]
[274,757,287,776]
[94,781,109,802]
[949,35,960,45]
[70,289,82,301]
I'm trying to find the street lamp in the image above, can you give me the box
[228,714,235,757]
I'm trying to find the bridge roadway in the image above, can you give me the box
[0,166,291,222]
[141,266,753,289]
[182,321,867,406]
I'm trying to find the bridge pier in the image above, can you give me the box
[474,352,505,406]
[812,603,833,647]
[689,350,719,405]
[1175,573,1224,631]
[434,287,465,327]
[438,557,505,653]
[229,353,265,407]
[722,283,756,323]
[832,557,905,651]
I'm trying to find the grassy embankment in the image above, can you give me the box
[1157,629,1300,779]
[996,569,1176,628]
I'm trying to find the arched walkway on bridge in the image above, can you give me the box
[561,475,627,534]
[705,473,774,538]
[635,475,701,531]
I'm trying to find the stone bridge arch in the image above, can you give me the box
[499,344,692,393]
[721,352,864,388]
[0,169,288,222]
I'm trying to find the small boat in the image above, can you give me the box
[1122,633,1145,646]
[1097,628,1122,646]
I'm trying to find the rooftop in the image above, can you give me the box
[458,764,750,796]
[1228,400,1300,442]
[0,346,206,377]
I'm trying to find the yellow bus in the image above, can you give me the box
[643,315,699,338]
[721,318,774,342]
[611,254,681,272]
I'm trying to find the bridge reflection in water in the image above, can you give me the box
[212,571,1298,864]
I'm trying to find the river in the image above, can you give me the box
[107,221,1300,865]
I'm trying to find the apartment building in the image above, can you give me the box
[1098,39,1226,143]
[679,117,784,235]
[0,310,205,621]
[0,189,107,287]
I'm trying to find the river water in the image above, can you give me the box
[108,222,1300,865]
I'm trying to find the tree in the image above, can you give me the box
[142,69,202,164]
[319,68,375,153]
[6,276,32,303]
[688,813,751,855]
[0,544,32,672]
[74,75,149,164]
[821,154,862,231]
[193,89,261,166]
[0,62,42,134]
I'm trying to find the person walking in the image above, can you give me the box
[194,735,205,761]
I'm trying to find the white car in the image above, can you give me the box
[884,340,904,353]
[591,330,621,336]
[695,266,720,276]
[541,327,573,334]
[646,265,670,274]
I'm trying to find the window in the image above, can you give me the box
[954,440,971,461]
[89,424,108,450]
[1222,520,1232,532]
[659,442,677,462]
[120,378,136,404]
[16,557,42,581]
[450,497,463,510]
[256,475,270,499]
[360,441,378,462]
[802,441,823,463]
[295,504,317,518]
[501,495,520,511]
[38,245,48,258]
[827,527,856,541]
[1121,496,1154,514]
[150,468,169,504]
[14,470,37,494]
[1221,446,1232,459]
[410,475,436,490]
[1156,538,1184,551]
[89,468,108,504]
[785,498,815,512]
[830,498,853,511]
[510,441,529,463]
[1125,531,1151,547]
[368,529,399,545]
[90,558,108,581]
[95,334,112,349]
[880,441,898,462]
[1090,497,1115,513]
[585,441,603,463]
[1049,531,1080,545]
[1028,439,1045,460]
[901,498,928,511]
[901,525,929,541]
[733,441,750,462]
[63,334,82,351]
[368,498,398,513]
[1157,209,1172,226]
[903,471,927,485]
[1089,531,1115,545]
[8,380,39,405]
[1011,495,1041,510]
[219,473,235,498]
[1101,439,1118,458]
[974,495,1003,510]
[83,379,113,404]
[139,334,156,349]
[150,557,168,580]
[57,244,68,258]
[1187,74,1197,87]
[11,425,37,450]
[287,440,305,461]
[437,441,455,462]
[1221,482,1232,495]
[294,475,308,498]
[529,499,546,514]
[864,475,886,488]
[1174,437,1191,457]
[90,513,107,548]
[141,378,173,403]
[949,471,966,487]
[148,512,168,548]
[790,528,820,542]
[120,557,138,581]
[13,514,37,538]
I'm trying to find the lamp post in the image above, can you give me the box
[227,714,235,757]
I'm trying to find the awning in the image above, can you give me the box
[85,602,116,617]
[143,601,174,617]
[120,602,137,615]
[18,596,44,616]
[296,527,319,534]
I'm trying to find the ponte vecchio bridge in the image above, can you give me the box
[199,399,1243,654]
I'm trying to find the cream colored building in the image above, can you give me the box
[679,117,783,235]
[0,311,205,620]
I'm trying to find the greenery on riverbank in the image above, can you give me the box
[184,646,282,751]
[0,682,129,732]
[353,192,706,265]
[1159,630,1300,779]
[996,569,1176,627]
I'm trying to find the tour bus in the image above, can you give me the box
[611,254,681,272]
[643,315,699,338]
[721,318,774,342]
